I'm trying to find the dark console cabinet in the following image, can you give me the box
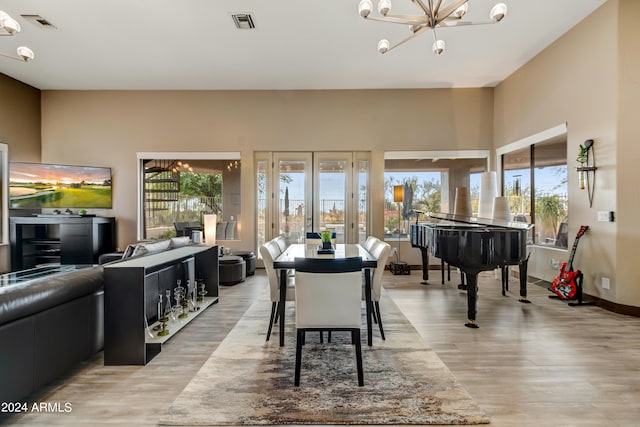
[10,216,116,271]
[104,245,219,365]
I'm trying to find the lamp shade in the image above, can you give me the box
[203,214,217,244]
[492,196,511,221]
[393,185,404,203]
[453,186,472,217]
[478,171,498,219]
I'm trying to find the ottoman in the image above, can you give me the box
[234,251,256,276]
[219,255,246,285]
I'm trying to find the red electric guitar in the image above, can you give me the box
[550,225,589,300]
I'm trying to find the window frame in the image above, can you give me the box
[496,123,568,248]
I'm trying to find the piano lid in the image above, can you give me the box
[428,212,534,230]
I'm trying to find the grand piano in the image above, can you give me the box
[410,212,533,328]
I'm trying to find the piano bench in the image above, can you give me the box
[390,262,411,275]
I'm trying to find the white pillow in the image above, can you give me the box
[170,236,190,248]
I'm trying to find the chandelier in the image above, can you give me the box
[357,0,507,55]
[170,161,193,173]
[0,10,35,62]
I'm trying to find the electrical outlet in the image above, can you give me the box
[602,277,610,290]
[550,258,560,269]
[598,211,615,222]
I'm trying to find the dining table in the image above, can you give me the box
[273,243,378,347]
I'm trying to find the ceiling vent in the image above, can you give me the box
[231,13,255,29]
[21,14,57,29]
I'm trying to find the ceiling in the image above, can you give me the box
[0,0,607,91]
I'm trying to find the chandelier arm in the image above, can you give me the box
[434,0,469,25]
[364,15,431,26]
[411,0,432,16]
[437,19,498,28]
[383,26,430,54]
[432,0,443,16]
[0,51,21,61]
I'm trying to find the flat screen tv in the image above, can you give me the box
[9,162,112,209]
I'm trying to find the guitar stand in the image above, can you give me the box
[548,272,595,306]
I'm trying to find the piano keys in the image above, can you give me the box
[410,213,533,328]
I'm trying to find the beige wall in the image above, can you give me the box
[0,73,41,163]
[0,73,41,272]
[494,0,635,306]
[40,89,494,253]
[616,0,640,305]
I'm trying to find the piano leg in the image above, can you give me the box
[419,248,429,284]
[457,270,467,290]
[465,272,480,328]
[518,259,531,304]
[501,266,508,296]
[441,260,452,285]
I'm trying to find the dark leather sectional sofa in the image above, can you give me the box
[0,267,105,403]
[0,236,196,403]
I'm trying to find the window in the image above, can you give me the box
[534,140,568,248]
[139,154,241,241]
[383,152,489,240]
[500,129,568,248]
[383,169,442,240]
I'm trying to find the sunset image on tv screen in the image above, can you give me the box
[9,162,112,209]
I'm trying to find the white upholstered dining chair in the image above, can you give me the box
[367,239,392,340]
[259,240,294,341]
[293,257,364,387]
[363,235,378,252]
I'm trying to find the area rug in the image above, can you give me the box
[159,294,489,425]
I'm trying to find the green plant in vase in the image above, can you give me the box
[321,230,332,249]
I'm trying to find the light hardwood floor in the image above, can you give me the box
[2,269,639,427]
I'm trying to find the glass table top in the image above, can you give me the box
[0,264,96,289]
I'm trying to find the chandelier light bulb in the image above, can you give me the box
[16,46,34,62]
[0,11,21,35]
[490,3,507,22]
[432,39,445,55]
[378,0,392,16]
[358,0,372,17]
[378,39,390,54]
[452,3,468,19]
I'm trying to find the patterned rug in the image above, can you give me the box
[159,294,489,425]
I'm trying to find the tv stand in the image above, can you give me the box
[9,216,116,271]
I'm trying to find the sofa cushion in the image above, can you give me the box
[0,267,104,326]
[121,244,137,259]
[170,236,191,248]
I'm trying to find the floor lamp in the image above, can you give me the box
[391,185,409,275]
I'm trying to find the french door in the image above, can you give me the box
[256,152,369,253]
